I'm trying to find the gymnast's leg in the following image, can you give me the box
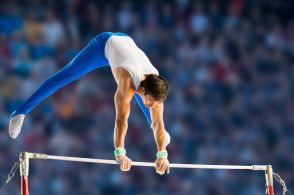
[134,93,170,146]
[9,35,109,138]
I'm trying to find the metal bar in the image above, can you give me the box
[26,152,268,171]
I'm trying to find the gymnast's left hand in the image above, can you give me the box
[155,157,169,175]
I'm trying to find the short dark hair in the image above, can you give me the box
[139,74,169,101]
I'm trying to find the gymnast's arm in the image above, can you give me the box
[150,103,169,174]
[150,103,166,151]
[113,79,134,149]
[113,77,135,171]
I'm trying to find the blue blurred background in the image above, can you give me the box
[0,0,293,194]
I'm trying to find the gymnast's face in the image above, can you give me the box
[142,94,161,108]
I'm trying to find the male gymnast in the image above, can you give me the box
[9,32,170,175]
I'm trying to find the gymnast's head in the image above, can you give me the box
[139,74,169,108]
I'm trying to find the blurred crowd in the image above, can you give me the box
[0,0,293,194]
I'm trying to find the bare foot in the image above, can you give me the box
[9,114,25,139]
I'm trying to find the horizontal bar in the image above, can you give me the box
[25,152,267,171]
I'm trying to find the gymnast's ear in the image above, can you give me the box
[138,81,147,95]
[141,87,146,95]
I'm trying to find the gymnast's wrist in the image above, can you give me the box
[156,150,168,159]
[114,147,126,157]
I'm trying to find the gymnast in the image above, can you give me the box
[9,32,170,175]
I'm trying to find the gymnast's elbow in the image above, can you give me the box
[115,117,128,128]
[151,121,165,132]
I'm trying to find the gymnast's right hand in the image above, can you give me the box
[115,154,132,172]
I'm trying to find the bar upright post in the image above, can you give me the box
[20,152,29,195]
[265,165,274,195]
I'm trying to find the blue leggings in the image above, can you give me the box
[12,32,152,125]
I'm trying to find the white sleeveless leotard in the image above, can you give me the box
[105,35,159,89]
